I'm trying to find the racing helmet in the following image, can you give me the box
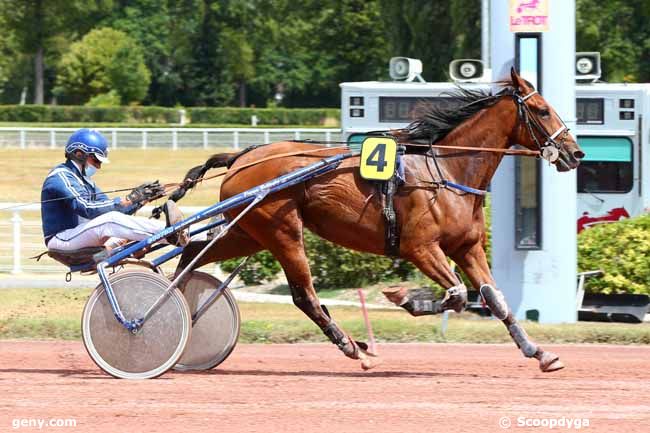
[65,129,110,163]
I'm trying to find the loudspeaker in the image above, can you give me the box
[575,52,601,82]
[449,59,485,82]
[389,57,424,82]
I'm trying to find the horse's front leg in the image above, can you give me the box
[383,244,468,315]
[453,242,564,372]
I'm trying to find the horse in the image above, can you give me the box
[172,68,584,372]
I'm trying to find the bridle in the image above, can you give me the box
[513,89,571,165]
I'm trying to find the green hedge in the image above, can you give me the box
[0,105,180,123]
[0,104,340,126]
[187,107,339,126]
[578,213,650,295]
[222,231,415,289]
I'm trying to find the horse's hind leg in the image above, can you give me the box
[384,244,468,315]
[453,243,564,373]
[237,203,379,370]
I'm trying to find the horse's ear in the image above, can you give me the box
[510,67,528,93]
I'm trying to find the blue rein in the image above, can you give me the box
[441,180,487,196]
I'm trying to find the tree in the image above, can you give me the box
[577,0,650,82]
[220,28,255,107]
[54,28,151,104]
[0,0,113,104]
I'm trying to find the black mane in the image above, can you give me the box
[398,80,517,144]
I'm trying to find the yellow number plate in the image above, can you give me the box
[359,137,397,181]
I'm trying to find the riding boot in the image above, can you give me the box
[163,200,189,247]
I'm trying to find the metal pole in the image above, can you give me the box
[11,211,22,274]
[482,0,490,65]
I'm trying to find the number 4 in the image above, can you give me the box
[366,142,387,172]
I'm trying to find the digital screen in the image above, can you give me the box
[619,111,634,120]
[576,98,604,124]
[379,97,464,123]
[619,99,634,109]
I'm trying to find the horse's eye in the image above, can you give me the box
[539,108,550,118]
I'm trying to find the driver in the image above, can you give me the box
[41,128,188,252]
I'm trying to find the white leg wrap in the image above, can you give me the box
[479,284,509,320]
[508,323,538,357]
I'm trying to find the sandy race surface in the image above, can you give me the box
[0,341,649,433]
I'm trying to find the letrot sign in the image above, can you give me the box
[510,0,549,32]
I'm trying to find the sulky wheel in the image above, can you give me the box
[82,270,192,379]
[174,271,241,371]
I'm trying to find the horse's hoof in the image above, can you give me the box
[538,351,565,372]
[359,353,381,370]
[382,286,408,306]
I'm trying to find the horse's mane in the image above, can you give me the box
[395,79,520,144]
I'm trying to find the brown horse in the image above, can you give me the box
[174,69,583,372]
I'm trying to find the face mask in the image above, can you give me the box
[85,164,97,177]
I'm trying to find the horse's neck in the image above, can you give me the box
[433,99,516,190]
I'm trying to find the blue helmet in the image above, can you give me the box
[65,129,110,163]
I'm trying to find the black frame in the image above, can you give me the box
[576,135,634,194]
[576,98,605,124]
[514,33,543,250]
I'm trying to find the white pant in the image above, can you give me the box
[47,211,165,251]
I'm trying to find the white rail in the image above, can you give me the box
[0,203,204,274]
[0,127,342,150]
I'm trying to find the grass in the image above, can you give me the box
[1,287,649,344]
[0,148,227,206]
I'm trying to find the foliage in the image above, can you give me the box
[0,104,339,125]
[54,28,150,104]
[3,0,648,107]
[221,231,415,289]
[576,0,650,82]
[188,107,339,125]
[85,91,121,107]
[221,252,282,287]
[578,214,650,295]
[0,105,180,123]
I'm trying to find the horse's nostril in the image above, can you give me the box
[574,150,585,160]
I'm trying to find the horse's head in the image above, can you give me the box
[509,67,584,172]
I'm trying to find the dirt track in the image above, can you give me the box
[1,341,649,433]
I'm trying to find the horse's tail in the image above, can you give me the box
[169,152,235,202]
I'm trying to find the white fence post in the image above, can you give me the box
[233,131,240,150]
[142,131,148,149]
[50,130,56,149]
[111,130,117,149]
[172,130,178,150]
[203,131,208,149]
[294,131,301,140]
[19,130,26,149]
[325,131,331,146]
[263,130,270,144]
[11,211,22,274]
